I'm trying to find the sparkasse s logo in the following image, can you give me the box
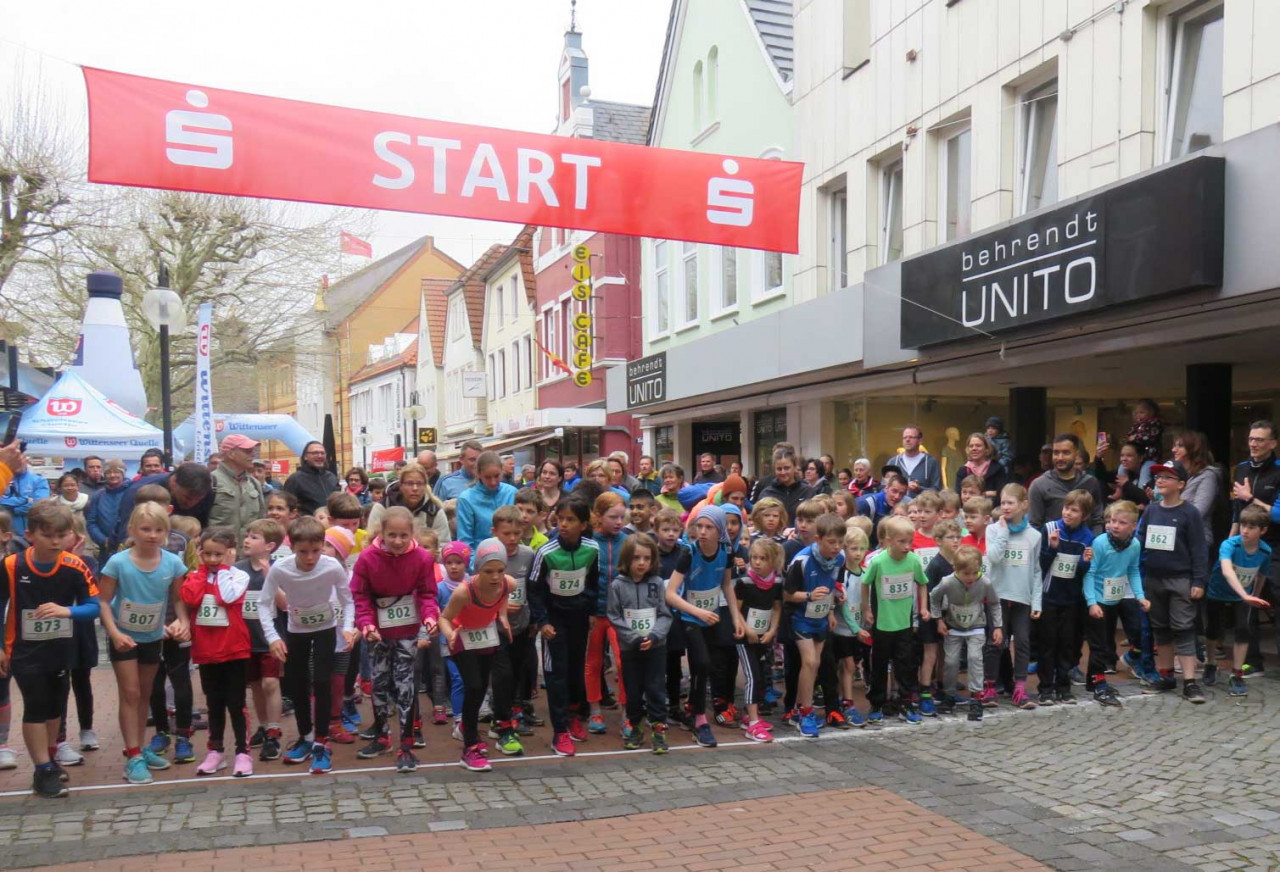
[48,398,82,417]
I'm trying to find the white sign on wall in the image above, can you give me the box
[462,371,487,398]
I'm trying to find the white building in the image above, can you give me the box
[481,227,540,442]
[439,245,506,451]
[347,322,416,472]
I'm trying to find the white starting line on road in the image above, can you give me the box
[0,691,1161,799]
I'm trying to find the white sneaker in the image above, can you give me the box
[451,720,463,742]
[79,729,100,751]
[0,746,17,769]
[55,742,85,766]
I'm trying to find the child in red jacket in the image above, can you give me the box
[180,528,252,778]
[350,507,439,773]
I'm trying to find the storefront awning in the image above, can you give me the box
[434,428,559,463]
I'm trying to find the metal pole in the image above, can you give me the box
[362,443,368,469]
[160,323,173,467]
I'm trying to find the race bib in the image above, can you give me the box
[459,622,499,651]
[1003,547,1029,567]
[624,607,656,634]
[376,596,418,629]
[118,598,164,633]
[804,592,832,620]
[1234,565,1259,592]
[241,591,260,619]
[1145,525,1176,552]
[949,601,984,630]
[747,607,772,633]
[549,568,587,597]
[508,577,527,606]
[21,610,71,640]
[1051,553,1080,579]
[688,588,723,612]
[1102,576,1132,602]
[880,573,914,601]
[914,547,939,567]
[195,594,229,628]
[291,602,335,628]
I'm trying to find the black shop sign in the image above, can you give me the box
[626,352,666,409]
[900,155,1224,348]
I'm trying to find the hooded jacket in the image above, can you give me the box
[593,529,628,616]
[350,537,439,640]
[606,573,673,649]
[282,441,340,516]
[86,481,128,549]
[456,479,518,554]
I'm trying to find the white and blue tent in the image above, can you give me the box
[18,370,166,461]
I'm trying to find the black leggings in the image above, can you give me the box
[58,668,94,742]
[285,628,336,740]
[150,639,193,734]
[621,646,667,726]
[508,628,534,706]
[1036,603,1079,692]
[199,660,249,754]
[453,644,513,746]
[543,610,589,733]
[683,623,716,716]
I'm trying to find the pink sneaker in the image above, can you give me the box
[461,742,491,772]
[552,731,576,757]
[567,716,588,743]
[980,686,999,708]
[744,720,773,743]
[432,706,448,726]
[1011,688,1035,709]
[232,752,253,778]
[196,750,226,776]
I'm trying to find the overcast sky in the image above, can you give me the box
[1,0,671,266]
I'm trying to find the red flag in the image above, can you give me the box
[533,335,573,375]
[340,231,372,258]
[82,67,803,253]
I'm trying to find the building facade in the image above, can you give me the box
[347,321,417,473]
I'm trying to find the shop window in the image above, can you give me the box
[653,240,670,335]
[679,240,699,326]
[941,125,972,241]
[753,408,787,478]
[582,429,600,459]
[1018,80,1058,214]
[880,159,904,264]
[1164,0,1224,161]
[510,340,521,393]
[654,426,675,465]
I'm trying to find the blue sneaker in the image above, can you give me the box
[309,742,332,774]
[762,686,782,705]
[918,696,937,717]
[172,735,195,764]
[141,747,171,770]
[843,705,866,728]
[124,754,153,784]
[867,709,884,726]
[148,733,171,755]
[693,723,717,748]
[282,738,312,765]
[900,706,923,725]
[341,699,361,729]
[798,711,821,738]
[1122,650,1141,674]
[1026,662,1038,675]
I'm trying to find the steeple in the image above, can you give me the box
[558,0,589,126]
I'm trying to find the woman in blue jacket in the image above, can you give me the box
[455,451,517,555]
[85,459,128,554]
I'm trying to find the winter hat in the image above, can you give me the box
[442,541,472,564]
[696,503,730,546]
[722,503,744,523]
[722,474,748,497]
[474,537,508,569]
[985,416,1005,432]
[324,527,355,563]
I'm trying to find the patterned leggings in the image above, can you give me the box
[370,638,419,747]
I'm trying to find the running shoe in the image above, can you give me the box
[0,747,16,770]
[980,686,999,708]
[55,742,84,767]
[694,723,718,747]
[798,711,821,738]
[513,709,534,736]
[1011,688,1035,710]
[967,700,983,721]
[413,720,426,749]
[918,695,937,717]
[309,742,332,774]
[1202,664,1219,686]
[587,713,607,734]
[843,705,867,728]
[260,730,282,762]
[328,721,356,744]
[249,726,267,748]
[899,706,923,725]
[651,724,669,755]
[461,743,491,772]
[451,721,463,742]
[1122,650,1142,674]
[33,765,68,799]
[1228,674,1248,696]
[1182,681,1206,705]
[142,747,172,770]
[552,732,575,757]
[432,706,449,726]
[1037,689,1056,707]
[1241,663,1265,678]
[173,735,195,764]
[341,699,362,728]
[78,729,100,752]
[282,737,312,765]
[744,720,773,743]
[600,692,619,710]
[1069,667,1086,686]
[714,703,739,728]
[1093,684,1122,707]
[1056,688,1077,705]
[357,734,392,758]
[124,754,153,784]
[762,686,782,705]
[621,720,643,750]
[196,750,226,776]
[522,708,545,726]
[233,753,253,778]
[568,716,588,743]
[495,729,524,757]
[396,749,419,773]
[147,733,171,756]
[867,709,884,726]
[781,708,799,727]
[1143,673,1178,694]
[51,760,69,783]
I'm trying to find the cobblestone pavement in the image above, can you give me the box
[8,672,1280,871]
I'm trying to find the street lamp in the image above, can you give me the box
[142,268,186,467]
[406,395,426,456]
[356,426,372,469]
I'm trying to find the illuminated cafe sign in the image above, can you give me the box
[900,155,1224,349]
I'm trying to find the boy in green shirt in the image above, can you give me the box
[861,516,930,725]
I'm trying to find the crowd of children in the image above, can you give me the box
[0,428,1269,798]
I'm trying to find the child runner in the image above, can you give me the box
[930,545,1002,721]
[320,527,359,744]
[528,499,600,756]
[180,528,253,777]
[714,504,750,726]
[749,498,788,544]
[257,516,356,774]
[587,492,628,734]
[1138,460,1209,703]
[666,505,742,748]
[784,513,845,738]
[433,542,469,741]
[984,483,1043,710]
[351,506,439,772]
[488,506,535,748]
[961,497,993,575]
[0,503,100,798]
[919,518,963,715]
[1037,490,1095,705]
[607,533,674,752]
[265,491,299,563]
[625,489,658,536]
[1204,505,1271,696]
[438,538,515,772]
[861,516,929,725]
[832,528,871,726]
[513,488,550,551]
[653,508,690,728]
[54,516,98,766]
[0,511,21,772]
[1083,501,1148,706]
[734,537,784,741]
[97,502,189,784]
[238,519,286,761]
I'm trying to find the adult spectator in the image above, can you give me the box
[609,450,642,492]
[953,432,1010,499]
[393,459,408,478]
[138,448,166,477]
[251,460,276,493]
[1,453,50,538]
[435,440,482,500]
[113,461,214,544]
[884,425,942,494]
[535,459,565,517]
[848,458,879,497]
[344,467,371,506]
[802,458,832,496]
[1028,434,1104,532]
[728,460,744,478]
[750,441,797,503]
[368,461,450,541]
[1230,420,1280,672]
[207,434,266,543]
[1093,440,1150,508]
[1173,430,1224,548]
[501,455,517,485]
[636,455,661,495]
[586,458,630,504]
[53,472,88,520]
[80,456,106,496]
[282,440,340,516]
[86,459,129,554]
[857,472,907,543]
[456,451,518,553]
[206,452,223,472]
[605,456,634,503]
[519,463,537,487]
[693,452,723,484]
[415,449,441,490]
[759,446,815,522]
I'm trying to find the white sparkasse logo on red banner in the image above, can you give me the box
[82,68,802,254]
[47,398,82,417]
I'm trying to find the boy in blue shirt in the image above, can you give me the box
[1204,505,1271,696]
[1036,490,1095,705]
[1083,501,1148,707]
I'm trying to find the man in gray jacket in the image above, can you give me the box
[885,426,943,495]
[1029,434,1105,532]
[207,434,266,543]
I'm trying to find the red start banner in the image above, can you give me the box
[83,68,804,253]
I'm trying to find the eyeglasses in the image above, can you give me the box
[1248,437,1274,444]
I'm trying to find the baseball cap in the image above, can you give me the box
[221,434,260,451]
[1149,460,1188,482]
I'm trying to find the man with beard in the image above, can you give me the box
[1029,434,1105,533]
[283,441,340,516]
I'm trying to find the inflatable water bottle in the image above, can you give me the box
[68,271,149,420]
